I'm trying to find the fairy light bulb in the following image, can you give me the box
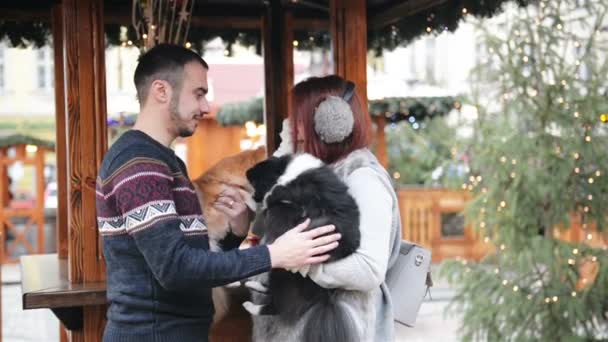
[513,285,519,292]
[573,248,579,255]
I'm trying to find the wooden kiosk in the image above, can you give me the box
[0,0,476,340]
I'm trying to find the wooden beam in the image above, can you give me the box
[373,116,389,168]
[368,0,449,30]
[61,0,107,340]
[262,0,294,154]
[52,3,68,260]
[330,0,368,107]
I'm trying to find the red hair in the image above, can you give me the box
[290,75,371,164]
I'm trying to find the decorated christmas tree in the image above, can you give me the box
[441,0,608,340]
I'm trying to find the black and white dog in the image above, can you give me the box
[245,153,361,342]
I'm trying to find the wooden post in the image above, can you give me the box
[61,0,108,340]
[52,3,68,260]
[373,116,389,168]
[262,0,293,155]
[330,0,368,108]
[35,147,45,253]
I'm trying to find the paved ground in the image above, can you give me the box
[2,263,460,341]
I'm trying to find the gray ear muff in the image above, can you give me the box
[313,81,356,143]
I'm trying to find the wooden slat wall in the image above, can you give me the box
[186,120,246,179]
[60,0,108,340]
[397,188,607,262]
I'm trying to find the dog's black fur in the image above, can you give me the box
[246,154,361,342]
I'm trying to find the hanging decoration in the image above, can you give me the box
[131,0,196,51]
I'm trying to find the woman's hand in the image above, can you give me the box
[213,186,252,237]
[267,219,341,269]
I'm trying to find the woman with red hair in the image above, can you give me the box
[254,75,403,341]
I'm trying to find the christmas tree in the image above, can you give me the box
[441,0,608,340]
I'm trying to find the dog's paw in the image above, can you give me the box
[243,301,264,315]
[244,280,268,293]
[225,281,241,288]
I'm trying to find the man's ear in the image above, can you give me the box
[149,79,172,104]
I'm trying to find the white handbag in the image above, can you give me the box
[386,240,433,327]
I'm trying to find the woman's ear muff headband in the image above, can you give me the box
[313,81,356,143]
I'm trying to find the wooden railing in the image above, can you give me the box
[396,188,607,262]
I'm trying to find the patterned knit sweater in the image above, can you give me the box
[96,130,271,342]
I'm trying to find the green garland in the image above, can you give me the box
[216,96,459,126]
[1,0,532,54]
[0,134,55,150]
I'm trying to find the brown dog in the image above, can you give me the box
[191,146,266,323]
[192,146,266,249]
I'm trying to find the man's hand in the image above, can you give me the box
[267,219,341,269]
[213,186,251,237]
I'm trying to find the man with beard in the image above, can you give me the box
[95,44,341,342]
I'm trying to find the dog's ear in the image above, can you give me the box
[246,155,292,202]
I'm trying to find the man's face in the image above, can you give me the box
[169,62,210,138]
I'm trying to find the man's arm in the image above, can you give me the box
[109,159,272,291]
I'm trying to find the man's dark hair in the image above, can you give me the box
[133,44,209,105]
